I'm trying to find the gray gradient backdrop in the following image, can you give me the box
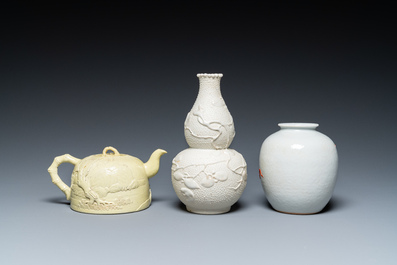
[1,3,396,264]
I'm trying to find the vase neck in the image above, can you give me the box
[278,123,319,130]
[197,73,223,98]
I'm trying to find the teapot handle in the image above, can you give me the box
[48,154,81,200]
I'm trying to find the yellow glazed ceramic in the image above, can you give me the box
[48,146,167,214]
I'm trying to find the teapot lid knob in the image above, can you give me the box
[102,146,120,156]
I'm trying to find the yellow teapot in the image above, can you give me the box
[48,146,166,214]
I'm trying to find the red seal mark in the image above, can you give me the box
[259,169,264,178]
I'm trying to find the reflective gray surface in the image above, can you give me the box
[1,3,396,264]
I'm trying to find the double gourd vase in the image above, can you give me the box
[171,73,247,214]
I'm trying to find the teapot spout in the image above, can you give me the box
[144,149,167,178]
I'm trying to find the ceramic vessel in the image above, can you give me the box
[259,123,338,214]
[48,146,166,214]
[172,73,247,214]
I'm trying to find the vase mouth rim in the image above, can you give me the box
[197,73,223,78]
[278,123,319,129]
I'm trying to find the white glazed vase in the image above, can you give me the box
[172,73,247,214]
[259,123,338,214]
[184,73,235,149]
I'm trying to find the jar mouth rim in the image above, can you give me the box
[278,123,319,129]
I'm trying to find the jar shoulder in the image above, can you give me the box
[261,130,335,149]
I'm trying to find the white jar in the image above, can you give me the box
[259,123,338,214]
